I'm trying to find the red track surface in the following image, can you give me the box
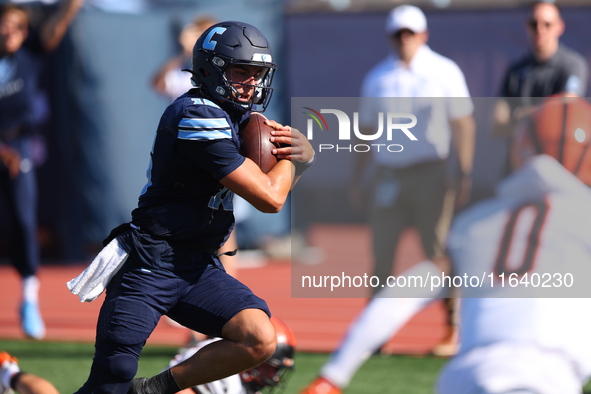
[0,225,448,354]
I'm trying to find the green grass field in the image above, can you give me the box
[1,339,448,393]
[2,339,590,393]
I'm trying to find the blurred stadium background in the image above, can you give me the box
[1,0,591,369]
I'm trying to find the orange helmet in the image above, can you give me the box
[240,316,296,393]
[517,96,591,185]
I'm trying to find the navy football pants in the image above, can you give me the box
[75,229,270,393]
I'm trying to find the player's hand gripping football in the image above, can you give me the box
[264,119,315,164]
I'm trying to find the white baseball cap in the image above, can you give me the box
[385,5,428,34]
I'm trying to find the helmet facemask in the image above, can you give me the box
[239,353,294,393]
[216,57,275,114]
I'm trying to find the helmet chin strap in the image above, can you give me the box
[227,83,255,109]
[227,84,240,99]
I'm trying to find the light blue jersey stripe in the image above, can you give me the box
[178,129,232,140]
[179,117,230,129]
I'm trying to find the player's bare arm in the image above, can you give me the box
[39,0,85,52]
[220,158,293,214]
[220,120,314,212]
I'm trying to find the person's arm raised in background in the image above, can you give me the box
[39,0,85,52]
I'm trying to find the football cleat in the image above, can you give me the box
[127,377,146,394]
[0,352,19,394]
[20,301,45,340]
[127,377,155,394]
[300,377,342,394]
[431,325,459,357]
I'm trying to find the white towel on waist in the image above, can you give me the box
[66,237,129,302]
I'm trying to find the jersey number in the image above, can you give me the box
[494,201,549,277]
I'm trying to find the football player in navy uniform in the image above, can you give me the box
[72,21,314,394]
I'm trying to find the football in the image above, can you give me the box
[239,113,280,173]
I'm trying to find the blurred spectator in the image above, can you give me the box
[351,3,474,355]
[151,14,217,101]
[494,1,588,138]
[303,7,476,392]
[0,0,84,340]
[84,0,148,13]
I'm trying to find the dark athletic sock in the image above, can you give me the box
[128,369,181,394]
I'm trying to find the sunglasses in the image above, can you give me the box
[528,20,554,29]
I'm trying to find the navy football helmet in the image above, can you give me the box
[186,21,276,114]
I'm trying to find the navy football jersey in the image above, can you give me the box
[0,45,45,138]
[131,90,248,248]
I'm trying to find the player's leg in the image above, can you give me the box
[76,339,146,394]
[411,161,458,356]
[75,240,181,394]
[437,178,462,356]
[1,139,44,340]
[406,160,451,266]
[130,263,275,393]
[169,229,241,354]
[301,261,446,394]
[368,168,407,295]
[315,296,437,390]
[0,351,59,394]
[12,373,60,394]
[169,308,275,388]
